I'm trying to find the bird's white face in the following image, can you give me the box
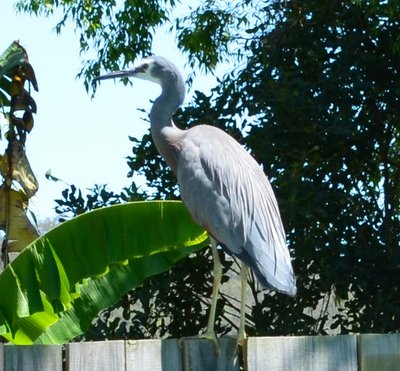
[131,57,162,85]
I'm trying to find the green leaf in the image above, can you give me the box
[0,201,208,344]
[0,41,27,79]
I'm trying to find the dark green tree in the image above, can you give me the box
[238,0,400,334]
[17,0,400,338]
[127,0,400,335]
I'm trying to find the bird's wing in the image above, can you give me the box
[177,125,296,296]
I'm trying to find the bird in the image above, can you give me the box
[95,55,296,348]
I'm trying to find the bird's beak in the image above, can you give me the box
[94,69,135,81]
[95,61,150,82]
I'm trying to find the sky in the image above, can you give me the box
[1,1,221,223]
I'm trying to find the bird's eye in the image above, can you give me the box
[141,63,149,72]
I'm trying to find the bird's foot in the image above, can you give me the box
[201,329,220,354]
[224,330,247,360]
[235,328,247,349]
[178,330,220,356]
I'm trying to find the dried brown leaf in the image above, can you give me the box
[0,187,39,252]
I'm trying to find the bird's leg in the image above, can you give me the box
[203,237,222,344]
[237,263,248,348]
[178,237,222,355]
[227,263,248,361]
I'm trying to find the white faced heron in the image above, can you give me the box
[96,55,296,348]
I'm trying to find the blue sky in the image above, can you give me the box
[1,1,222,223]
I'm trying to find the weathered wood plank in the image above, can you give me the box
[161,339,182,371]
[126,337,240,371]
[358,333,400,371]
[4,335,400,370]
[126,339,162,371]
[66,341,125,371]
[3,345,62,371]
[178,338,239,371]
[247,336,357,371]
[0,344,3,371]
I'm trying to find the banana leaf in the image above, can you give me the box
[0,201,209,344]
[0,41,27,79]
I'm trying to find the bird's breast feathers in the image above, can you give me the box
[176,125,296,294]
[177,125,283,249]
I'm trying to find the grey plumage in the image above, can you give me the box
[96,54,297,312]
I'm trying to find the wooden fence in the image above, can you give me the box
[0,334,399,370]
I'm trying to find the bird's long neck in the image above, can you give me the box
[149,74,185,173]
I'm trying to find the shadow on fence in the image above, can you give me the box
[1,334,399,370]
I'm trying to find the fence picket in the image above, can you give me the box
[0,343,3,371]
[247,336,357,371]
[0,335,398,370]
[358,333,400,371]
[161,339,182,371]
[67,341,125,371]
[3,345,62,371]
[126,339,162,371]
[178,338,239,371]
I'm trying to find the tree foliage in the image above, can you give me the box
[126,0,400,335]
[16,0,400,338]
[0,41,39,262]
[15,0,250,90]
[236,0,400,333]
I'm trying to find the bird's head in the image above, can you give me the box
[95,55,180,87]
